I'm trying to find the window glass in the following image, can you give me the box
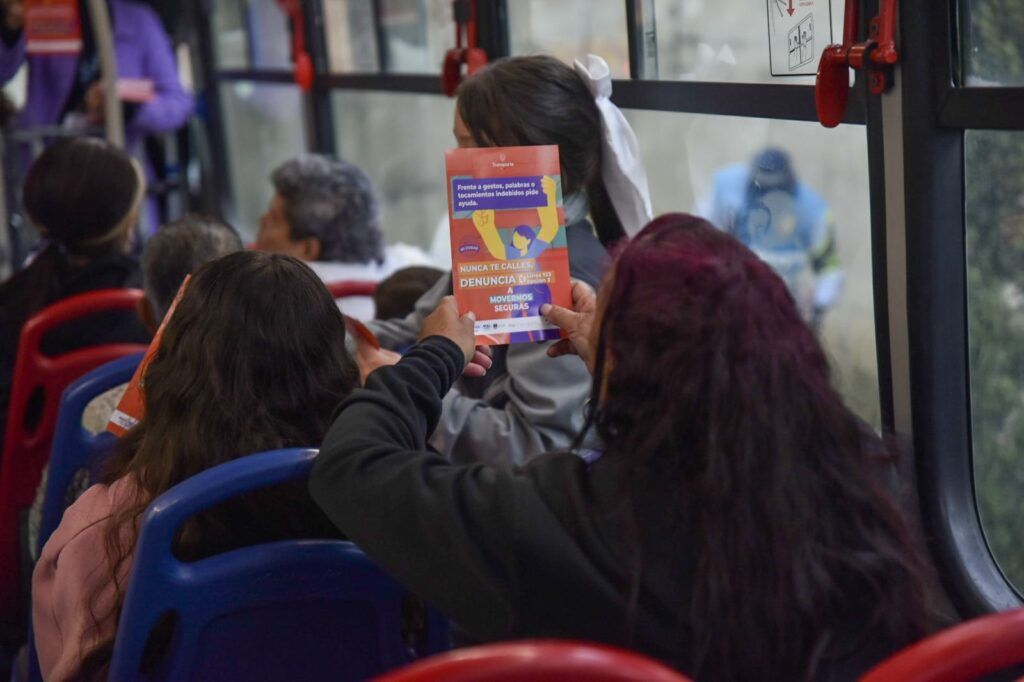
[965,130,1024,592]
[331,91,453,253]
[213,0,291,70]
[960,0,1024,86]
[508,1,630,78]
[220,82,308,239]
[247,0,292,69]
[648,0,846,83]
[625,109,879,424]
[324,0,450,73]
[214,0,248,68]
[379,0,451,73]
[324,0,380,72]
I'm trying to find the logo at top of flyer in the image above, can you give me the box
[458,237,482,254]
[491,152,514,169]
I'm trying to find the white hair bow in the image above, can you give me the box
[573,54,653,238]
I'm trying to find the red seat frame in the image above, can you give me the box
[374,640,691,682]
[861,607,1024,682]
[326,280,378,299]
[0,289,148,624]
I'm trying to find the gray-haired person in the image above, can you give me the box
[256,154,432,320]
[140,214,244,327]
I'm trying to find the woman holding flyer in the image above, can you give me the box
[365,53,652,468]
[311,214,934,680]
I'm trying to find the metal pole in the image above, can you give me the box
[303,0,337,155]
[625,0,658,80]
[86,0,124,147]
[194,0,233,219]
[0,129,8,279]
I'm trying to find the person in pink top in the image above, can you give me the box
[32,251,358,680]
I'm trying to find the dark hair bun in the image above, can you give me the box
[22,137,140,250]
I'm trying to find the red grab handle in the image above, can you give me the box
[815,0,899,127]
[441,0,488,97]
[275,0,314,92]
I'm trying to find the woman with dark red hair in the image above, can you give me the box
[311,213,935,680]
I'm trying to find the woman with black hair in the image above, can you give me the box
[33,251,357,680]
[0,136,150,440]
[366,54,652,468]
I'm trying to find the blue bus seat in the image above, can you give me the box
[37,352,143,551]
[108,447,449,681]
[24,353,142,682]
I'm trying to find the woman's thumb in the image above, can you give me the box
[541,303,574,330]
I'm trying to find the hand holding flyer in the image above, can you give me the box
[445,145,573,345]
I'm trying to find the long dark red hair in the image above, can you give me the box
[588,214,930,680]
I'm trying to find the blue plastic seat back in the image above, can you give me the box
[108,448,449,682]
[28,353,141,682]
[37,352,142,551]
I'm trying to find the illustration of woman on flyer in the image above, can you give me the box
[471,175,562,342]
[470,176,560,261]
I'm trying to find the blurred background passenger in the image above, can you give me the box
[25,213,243,564]
[256,154,431,320]
[364,54,650,467]
[33,251,355,680]
[138,213,243,331]
[0,0,194,230]
[312,214,934,681]
[0,137,149,442]
[700,147,844,329]
[373,265,445,321]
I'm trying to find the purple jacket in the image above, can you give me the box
[0,0,193,149]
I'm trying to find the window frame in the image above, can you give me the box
[900,0,1023,614]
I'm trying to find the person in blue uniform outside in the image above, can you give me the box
[701,148,844,329]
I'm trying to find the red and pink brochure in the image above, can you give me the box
[117,78,156,103]
[25,0,82,55]
[106,277,189,436]
[445,145,572,346]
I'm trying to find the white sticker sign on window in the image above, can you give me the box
[767,0,834,77]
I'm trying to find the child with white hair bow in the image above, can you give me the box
[366,53,653,469]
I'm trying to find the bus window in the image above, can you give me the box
[647,0,846,82]
[508,1,629,78]
[324,0,380,72]
[214,0,248,69]
[378,0,450,74]
[625,109,879,425]
[221,82,308,238]
[332,90,452,250]
[213,0,291,70]
[966,129,1024,594]
[960,0,1024,87]
[247,0,293,70]
[324,0,450,74]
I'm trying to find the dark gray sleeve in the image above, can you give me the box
[310,337,525,640]
[429,342,593,467]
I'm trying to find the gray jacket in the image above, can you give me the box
[368,220,608,467]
